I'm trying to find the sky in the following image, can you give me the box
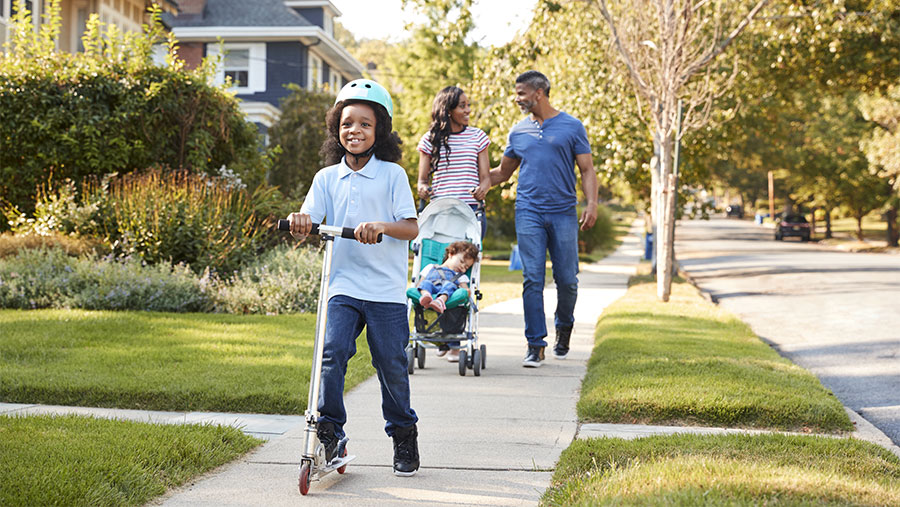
[330,0,538,47]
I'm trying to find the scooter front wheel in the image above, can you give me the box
[299,461,311,495]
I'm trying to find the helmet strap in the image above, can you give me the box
[346,144,376,165]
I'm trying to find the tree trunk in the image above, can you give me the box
[887,205,899,247]
[825,207,833,239]
[810,206,816,240]
[855,214,864,241]
[649,133,661,275]
[656,131,675,302]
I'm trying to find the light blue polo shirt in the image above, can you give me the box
[503,111,592,213]
[300,156,417,304]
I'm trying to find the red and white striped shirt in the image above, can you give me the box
[417,127,490,206]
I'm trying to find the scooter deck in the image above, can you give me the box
[315,454,356,477]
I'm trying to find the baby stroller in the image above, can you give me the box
[406,197,486,376]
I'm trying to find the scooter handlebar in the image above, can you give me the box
[277,219,382,243]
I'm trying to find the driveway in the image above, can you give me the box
[675,217,900,445]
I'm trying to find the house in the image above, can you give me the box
[164,0,365,135]
[0,0,178,51]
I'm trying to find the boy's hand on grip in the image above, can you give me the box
[289,212,312,241]
[355,222,385,244]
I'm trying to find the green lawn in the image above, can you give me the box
[578,279,852,433]
[0,414,260,506]
[0,309,374,414]
[544,433,900,506]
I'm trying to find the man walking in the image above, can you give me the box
[490,70,599,368]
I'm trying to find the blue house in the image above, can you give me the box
[165,0,365,137]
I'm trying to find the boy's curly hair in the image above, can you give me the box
[443,240,479,263]
[320,100,403,165]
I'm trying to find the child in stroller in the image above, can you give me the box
[416,241,478,314]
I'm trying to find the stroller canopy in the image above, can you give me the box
[415,198,481,247]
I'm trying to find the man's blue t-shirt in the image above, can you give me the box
[503,112,591,213]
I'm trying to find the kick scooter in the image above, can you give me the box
[277,219,382,495]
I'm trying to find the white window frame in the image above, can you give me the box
[308,51,322,91]
[0,0,11,49]
[323,12,333,37]
[208,43,267,94]
[70,0,89,52]
[99,3,140,33]
[328,70,341,94]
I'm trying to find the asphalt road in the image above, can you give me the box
[674,217,900,445]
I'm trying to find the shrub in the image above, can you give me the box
[4,170,281,274]
[0,232,100,258]
[0,243,321,314]
[0,2,266,220]
[578,203,615,253]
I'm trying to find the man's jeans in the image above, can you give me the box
[515,208,579,348]
[319,295,418,438]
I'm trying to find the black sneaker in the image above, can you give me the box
[522,345,544,367]
[392,424,419,477]
[317,421,339,464]
[553,326,573,359]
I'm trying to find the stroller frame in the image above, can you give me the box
[406,198,486,377]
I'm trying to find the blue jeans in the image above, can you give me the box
[515,208,579,348]
[319,295,418,438]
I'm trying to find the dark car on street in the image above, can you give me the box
[775,214,811,241]
[725,204,744,218]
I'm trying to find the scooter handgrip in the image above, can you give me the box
[340,227,383,243]
[277,219,291,231]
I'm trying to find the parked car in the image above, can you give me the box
[775,214,811,241]
[725,204,744,218]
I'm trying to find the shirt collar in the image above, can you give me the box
[338,155,380,179]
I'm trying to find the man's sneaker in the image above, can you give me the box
[317,421,339,464]
[522,345,544,367]
[553,326,573,359]
[392,424,419,476]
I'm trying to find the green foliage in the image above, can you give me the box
[0,308,375,413]
[267,85,333,198]
[0,2,267,219]
[5,170,279,274]
[0,243,322,314]
[0,231,100,258]
[0,415,260,507]
[578,203,614,254]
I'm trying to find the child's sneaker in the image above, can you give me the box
[317,421,339,464]
[392,424,419,476]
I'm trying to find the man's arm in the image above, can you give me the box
[489,155,520,186]
[576,153,599,231]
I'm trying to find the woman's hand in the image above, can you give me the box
[417,182,432,199]
[471,181,490,201]
[288,212,312,241]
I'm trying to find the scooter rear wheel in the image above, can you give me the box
[337,447,348,474]
[299,462,311,495]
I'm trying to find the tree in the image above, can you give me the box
[594,0,770,301]
[267,85,334,199]
[858,81,900,246]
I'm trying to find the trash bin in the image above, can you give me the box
[508,244,523,271]
[643,233,653,261]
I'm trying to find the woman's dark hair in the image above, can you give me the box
[443,240,479,263]
[320,100,403,165]
[426,86,465,175]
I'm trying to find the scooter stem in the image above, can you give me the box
[304,234,335,457]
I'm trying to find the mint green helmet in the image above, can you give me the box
[335,79,394,118]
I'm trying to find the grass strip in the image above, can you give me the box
[0,309,374,414]
[544,433,900,506]
[578,278,852,433]
[0,414,261,506]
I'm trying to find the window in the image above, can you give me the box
[328,71,341,94]
[324,13,333,37]
[99,2,140,33]
[0,0,10,48]
[208,43,266,94]
[308,52,322,91]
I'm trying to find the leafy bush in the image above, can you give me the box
[0,231,100,258]
[0,244,322,314]
[4,170,281,274]
[0,3,266,220]
[578,203,615,253]
[267,85,334,199]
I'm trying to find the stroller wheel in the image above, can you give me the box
[473,348,481,376]
[416,344,426,369]
[480,344,486,369]
[406,348,415,375]
[458,350,467,376]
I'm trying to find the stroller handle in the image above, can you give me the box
[277,219,382,243]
